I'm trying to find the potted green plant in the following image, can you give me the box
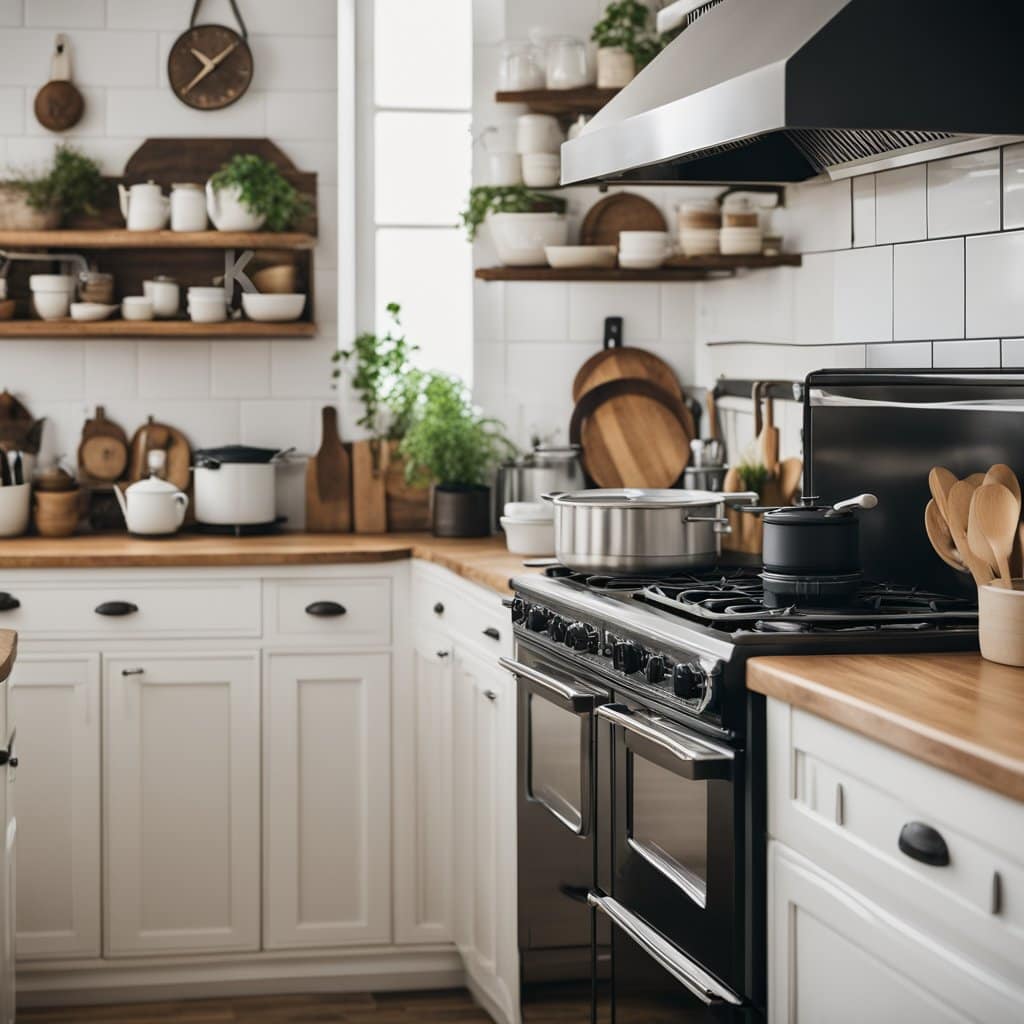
[591,0,668,88]
[206,153,308,232]
[0,144,104,229]
[400,373,517,538]
[461,185,568,266]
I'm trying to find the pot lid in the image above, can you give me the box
[548,488,723,509]
[125,474,181,495]
[762,505,854,523]
[194,445,281,465]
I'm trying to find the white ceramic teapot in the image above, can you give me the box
[118,181,170,231]
[205,180,265,232]
[114,475,188,536]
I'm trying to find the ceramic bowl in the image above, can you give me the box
[187,286,227,301]
[619,252,667,269]
[121,297,154,321]
[188,297,227,323]
[29,274,75,293]
[521,152,561,187]
[70,302,118,322]
[34,290,71,320]
[544,245,617,269]
[252,265,298,295]
[489,212,568,266]
[241,292,306,322]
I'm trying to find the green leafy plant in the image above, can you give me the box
[460,185,567,242]
[209,153,309,231]
[737,460,769,499]
[399,373,517,489]
[6,144,104,220]
[591,0,668,68]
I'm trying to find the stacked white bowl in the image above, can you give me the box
[500,501,554,556]
[719,196,763,255]
[29,274,75,320]
[516,114,563,187]
[677,199,721,257]
[187,286,227,323]
[618,230,670,269]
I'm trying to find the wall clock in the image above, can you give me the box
[167,0,253,111]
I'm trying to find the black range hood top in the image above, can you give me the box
[560,0,1024,186]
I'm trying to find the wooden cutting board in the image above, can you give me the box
[78,406,129,483]
[570,379,693,489]
[572,344,681,402]
[579,192,667,247]
[128,416,191,490]
[306,406,352,532]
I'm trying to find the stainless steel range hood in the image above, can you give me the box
[561,0,1024,186]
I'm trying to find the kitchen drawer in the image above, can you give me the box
[412,563,510,656]
[0,578,260,640]
[767,698,1024,985]
[264,577,392,646]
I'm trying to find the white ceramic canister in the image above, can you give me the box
[170,182,208,232]
[516,113,564,155]
[142,276,180,318]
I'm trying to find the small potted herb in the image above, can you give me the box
[400,373,517,538]
[591,0,668,88]
[207,153,308,232]
[0,144,104,229]
[461,185,568,266]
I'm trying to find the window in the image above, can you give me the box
[355,0,474,380]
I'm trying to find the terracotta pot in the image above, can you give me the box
[596,47,636,88]
[432,486,492,538]
[0,185,59,230]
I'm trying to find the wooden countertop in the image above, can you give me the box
[0,532,539,595]
[748,653,1024,802]
[0,630,15,684]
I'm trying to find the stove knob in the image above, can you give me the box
[547,616,568,643]
[565,622,599,652]
[510,597,527,624]
[645,655,670,684]
[672,661,705,700]
[526,606,551,632]
[613,640,644,675]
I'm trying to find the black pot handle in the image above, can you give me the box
[305,600,347,618]
[95,601,138,617]
[898,821,950,867]
[0,592,19,612]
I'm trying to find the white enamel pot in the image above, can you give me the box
[192,446,293,526]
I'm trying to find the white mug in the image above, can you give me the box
[489,152,522,187]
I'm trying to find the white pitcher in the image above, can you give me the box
[118,181,170,231]
[205,180,265,232]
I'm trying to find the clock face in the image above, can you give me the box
[168,25,253,111]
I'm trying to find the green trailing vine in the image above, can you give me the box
[460,185,567,241]
[209,153,309,231]
[6,144,104,220]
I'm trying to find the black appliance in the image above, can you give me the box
[506,370,1024,1022]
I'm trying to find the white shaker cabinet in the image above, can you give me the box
[10,655,100,960]
[103,652,261,956]
[0,679,14,1024]
[263,650,392,949]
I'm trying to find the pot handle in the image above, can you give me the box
[540,491,565,503]
[721,491,759,506]
[687,515,732,535]
[194,456,221,470]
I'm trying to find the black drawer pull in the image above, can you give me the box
[305,600,347,618]
[433,602,445,616]
[0,728,15,767]
[95,601,138,617]
[898,821,950,867]
[121,668,144,676]
[437,650,450,659]
[482,626,501,641]
[0,592,19,612]
[483,689,497,701]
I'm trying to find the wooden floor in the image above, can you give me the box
[19,989,496,1024]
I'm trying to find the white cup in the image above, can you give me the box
[489,152,522,187]
[188,297,227,323]
[33,291,70,320]
[0,483,30,537]
[516,114,563,155]
[521,153,561,188]
[143,278,181,319]
[121,296,154,321]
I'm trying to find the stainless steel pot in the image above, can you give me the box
[496,445,585,528]
[544,488,759,575]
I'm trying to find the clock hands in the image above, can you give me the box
[181,40,241,96]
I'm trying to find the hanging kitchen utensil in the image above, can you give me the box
[78,406,129,483]
[972,483,1019,582]
[571,317,680,402]
[34,35,85,132]
[579,193,667,247]
[925,499,966,573]
[754,382,780,475]
[570,378,693,489]
[306,406,352,533]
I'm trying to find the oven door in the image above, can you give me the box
[600,700,746,993]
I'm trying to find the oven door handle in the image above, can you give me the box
[498,657,602,714]
[596,704,733,780]
[587,892,744,1007]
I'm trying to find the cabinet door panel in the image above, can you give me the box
[394,630,453,944]
[0,681,13,1023]
[264,651,391,949]
[11,655,100,960]
[104,653,260,956]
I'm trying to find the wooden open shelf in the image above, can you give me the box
[495,87,620,116]
[475,254,802,282]
[0,319,316,339]
[0,229,316,251]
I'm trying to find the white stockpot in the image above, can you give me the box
[192,445,291,526]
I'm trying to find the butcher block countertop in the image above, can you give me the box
[0,532,539,595]
[748,653,1024,802]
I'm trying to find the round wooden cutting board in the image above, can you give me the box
[570,379,693,489]
[579,193,668,247]
[572,344,681,402]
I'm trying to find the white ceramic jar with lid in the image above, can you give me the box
[113,475,189,536]
[170,182,208,232]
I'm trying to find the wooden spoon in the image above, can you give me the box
[924,499,967,573]
[967,489,998,576]
[972,483,1019,581]
[1015,522,1024,578]
[946,480,995,586]
[984,464,1022,506]
[928,467,957,524]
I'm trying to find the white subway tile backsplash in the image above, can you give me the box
[1002,143,1024,230]
[781,178,851,253]
[270,337,337,401]
[1002,339,1024,367]
[793,252,835,345]
[137,342,211,399]
[108,0,337,33]
[866,341,932,369]
[25,0,104,27]
[240,399,317,453]
[852,175,876,247]
[659,285,697,345]
[568,282,661,344]
[211,343,271,399]
[966,230,1024,338]
[249,35,338,93]
[5,136,138,176]
[0,0,21,26]
[893,238,964,341]
[84,342,137,401]
[505,282,568,341]
[0,30,156,88]
[875,164,927,244]
[0,88,23,136]
[266,90,337,141]
[927,149,1000,238]
[2,342,85,399]
[932,338,1000,368]
[106,88,266,137]
[473,279,504,343]
[833,246,892,343]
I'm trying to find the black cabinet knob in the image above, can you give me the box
[0,592,19,612]
[433,602,445,616]
[95,601,138,617]
[305,601,347,618]
[898,821,950,867]
[482,626,501,641]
